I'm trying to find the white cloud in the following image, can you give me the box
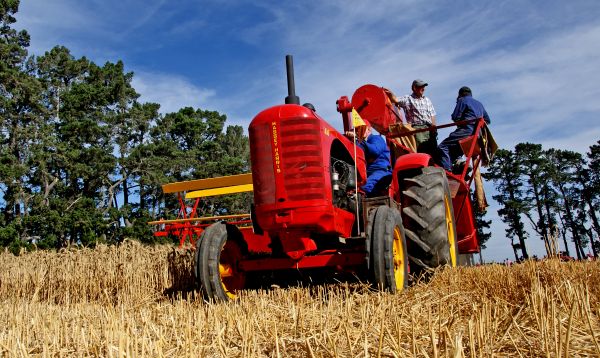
[15,1,102,56]
[132,72,216,114]
[15,0,174,62]
[233,1,600,159]
[123,0,168,33]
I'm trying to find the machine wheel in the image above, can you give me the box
[370,205,409,292]
[401,167,458,272]
[195,222,247,302]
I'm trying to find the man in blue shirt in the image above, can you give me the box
[438,86,491,170]
[348,123,393,196]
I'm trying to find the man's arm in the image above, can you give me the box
[394,95,408,109]
[428,98,437,125]
[362,135,387,156]
[451,100,465,122]
[483,109,491,124]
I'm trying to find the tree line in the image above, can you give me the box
[0,1,250,252]
[485,142,600,260]
[2,1,598,260]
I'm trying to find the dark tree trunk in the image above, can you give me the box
[531,181,550,254]
[576,170,600,248]
[121,162,129,206]
[557,214,571,257]
[516,225,529,259]
[543,184,559,250]
[508,187,529,259]
[587,229,598,258]
[558,184,583,259]
[511,241,520,261]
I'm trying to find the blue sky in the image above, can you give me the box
[14,0,600,262]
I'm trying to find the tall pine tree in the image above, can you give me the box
[485,149,529,259]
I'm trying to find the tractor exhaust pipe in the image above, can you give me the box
[284,55,300,105]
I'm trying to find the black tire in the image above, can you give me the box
[195,222,247,302]
[401,167,458,272]
[370,205,409,292]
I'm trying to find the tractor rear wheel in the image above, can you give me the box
[401,167,458,272]
[195,222,247,302]
[370,205,409,292]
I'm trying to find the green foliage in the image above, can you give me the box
[487,143,600,259]
[485,148,530,259]
[514,143,557,241]
[0,220,20,247]
[0,2,252,250]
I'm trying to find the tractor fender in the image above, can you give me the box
[393,153,434,172]
[391,153,435,199]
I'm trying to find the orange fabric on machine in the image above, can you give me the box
[388,123,417,154]
[458,123,498,211]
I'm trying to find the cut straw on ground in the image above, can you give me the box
[1,241,599,357]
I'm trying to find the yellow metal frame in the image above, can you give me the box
[148,213,250,225]
[152,173,254,228]
[186,183,253,199]
[161,173,253,194]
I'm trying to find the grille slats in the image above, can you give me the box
[250,116,326,205]
[281,120,325,201]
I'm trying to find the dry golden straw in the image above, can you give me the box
[1,241,599,357]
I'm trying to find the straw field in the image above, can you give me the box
[1,240,599,357]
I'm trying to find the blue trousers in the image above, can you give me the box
[438,127,474,170]
[362,170,392,196]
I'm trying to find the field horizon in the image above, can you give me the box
[1,241,599,357]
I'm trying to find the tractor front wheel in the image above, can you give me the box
[371,205,409,292]
[195,222,247,302]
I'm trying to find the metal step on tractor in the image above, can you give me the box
[154,55,488,301]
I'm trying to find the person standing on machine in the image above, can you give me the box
[394,79,437,154]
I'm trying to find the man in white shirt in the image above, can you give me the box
[394,79,437,154]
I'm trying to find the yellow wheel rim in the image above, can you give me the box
[444,196,457,267]
[392,226,406,290]
[219,263,233,278]
[221,281,236,299]
[219,241,245,299]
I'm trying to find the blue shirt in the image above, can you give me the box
[451,95,491,128]
[359,134,392,175]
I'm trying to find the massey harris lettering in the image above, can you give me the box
[272,121,281,174]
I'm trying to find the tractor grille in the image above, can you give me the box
[280,118,325,202]
[249,122,275,205]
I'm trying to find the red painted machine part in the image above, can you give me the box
[238,226,272,254]
[447,173,480,253]
[238,252,366,272]
[351,84,402,134]
[249,104,366,258]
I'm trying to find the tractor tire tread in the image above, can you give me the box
[401,167,458,272]
[371,206,408,292]
[196,222,247,302]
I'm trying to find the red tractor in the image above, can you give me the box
[186,56,485,301]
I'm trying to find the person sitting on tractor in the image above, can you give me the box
[437,86,491,171]
[347,121,393,196]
